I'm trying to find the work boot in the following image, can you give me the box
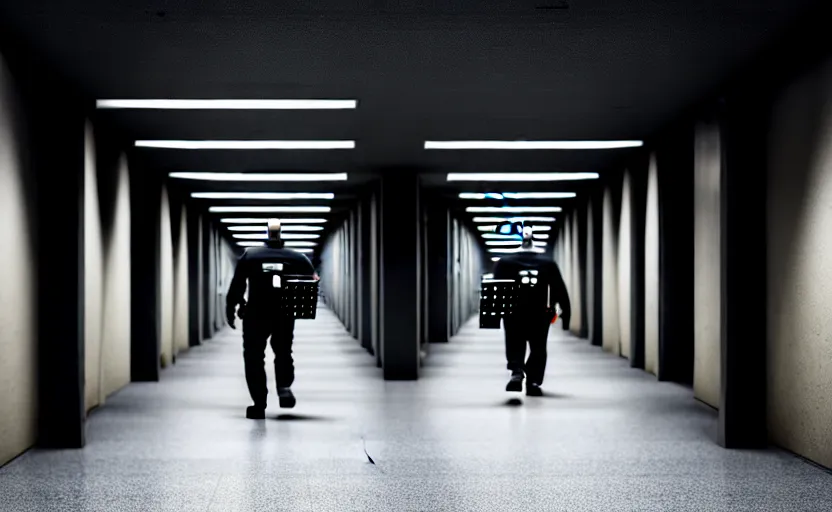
[277,388,296,409]
[526,383,543,397]
[506,370,524,392]
[246,405,266,419]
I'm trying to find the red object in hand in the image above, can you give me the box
[551,314,558,324]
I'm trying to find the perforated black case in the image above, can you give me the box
[282,279,319,319]
[479,280,515,329]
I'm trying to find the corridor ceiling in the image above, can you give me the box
[0,0,818,254]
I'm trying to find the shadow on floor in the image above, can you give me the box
[273,413,334,422]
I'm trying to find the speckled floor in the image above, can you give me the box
[1,308,830,511]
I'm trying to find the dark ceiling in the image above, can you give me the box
[0,0,819,256]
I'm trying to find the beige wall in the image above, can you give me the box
[100,155,131,397]
[0,53,37,466]
[585,199,595,343]
[618,172,633,360]
[767,58,832,469]
[602,187,620,354]
[83,129,132,411]
[693,120,722,408]
[84,122,105,411]
[174,205,190,352]
[160,185,174,367]
[644,154,660,376]
[570,213,583,335]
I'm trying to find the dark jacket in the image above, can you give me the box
[227,243,316,313]
[492,251,571,328]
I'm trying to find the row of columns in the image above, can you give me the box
[554,96,766,448]
[320,173,485,380]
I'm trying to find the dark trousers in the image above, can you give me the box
[242,314,296,407]
[503,316,551,385]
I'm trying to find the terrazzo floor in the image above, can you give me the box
[1,307,830,511]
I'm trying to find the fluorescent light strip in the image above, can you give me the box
[138,140,355,150]
[220,218,327,224]
[488,247,545,254]
[209,206,331,213]
[478,225,551,232]
[482,233,548,240]
[466,206,562,213]
[171,172,347,182]
[236,241,314,253]
[233,233,320,240]
[192,192,334,200]
[459,192,577,200]
[472,217,556,223]
[97,99,357,110]
[448,172,599,182]
[427,140,643,150]
[228,225,324,232]
[283,241,317,247]
[485,240,547,247]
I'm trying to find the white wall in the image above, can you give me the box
[585,199,595,343]
[767,58,832,469]
[0,52,37,466]
[602,187,620,354]
[618,172,633,360]
[644,154,660,376]
[159,185,174,367]
[693,120,722,408]
[174,204,190,352]
[100,155,131,397]
[570,213,583,335]
[83,122,104,411]
[84,128,132,411]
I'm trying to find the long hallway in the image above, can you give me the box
[1,308,830,511]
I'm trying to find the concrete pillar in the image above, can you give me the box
[129,160,162,382]
[30,92,86,448]
[379,171,421,380]
[657,128,695,385]
[427,204,449,343]
[718,97,767,448]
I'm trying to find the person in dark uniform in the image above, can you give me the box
[492,224,571,397]
[226,219,318,419]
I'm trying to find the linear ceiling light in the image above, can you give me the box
[459,192,577,200]
[448,172,599,182]
[472,217,556,223]
[233,233,320,240]
[137,140,355,150]
[478,225,551,232]
[227,225,324,232]
[97,99,357,110]
[209,206,331,213]
[283,241,317,247]
[485,240,547,247]
[236,241,314,253]
[466,206,562,213]
[427,140,643,150]
[192,192,334,200]
[488,247,545,254]
[220,218,328,224]
[482,233,548,240]
[171,172,348,182]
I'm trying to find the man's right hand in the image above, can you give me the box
[226,305,236,329]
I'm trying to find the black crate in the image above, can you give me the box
[479,279,515,329]
[282,279,319,319]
